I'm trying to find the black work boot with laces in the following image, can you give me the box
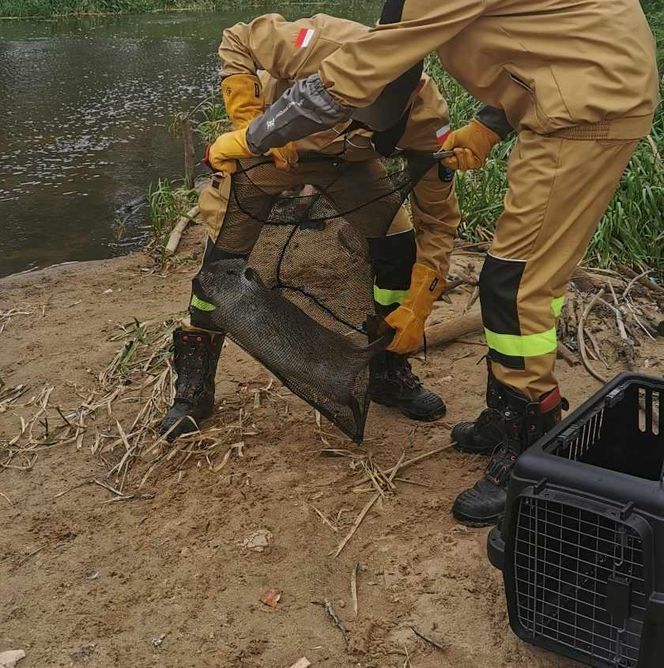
[452,365,506,455]
[366,314,445,422]
[452,383,563,527]
[370,351,446,421]
[160,328,224,441]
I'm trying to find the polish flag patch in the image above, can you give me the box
[435,124,451,144]
[295,28,315,48]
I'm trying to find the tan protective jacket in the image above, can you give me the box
[220,13,450,156]
[219,13,459,277]
[317,0,658,139]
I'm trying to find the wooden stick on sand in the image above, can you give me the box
[165,205,200,255]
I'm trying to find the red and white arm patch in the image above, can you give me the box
[435,124,451,144]
[295,28,315,48]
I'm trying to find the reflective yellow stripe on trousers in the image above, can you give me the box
[484,328,558,358]
[485,296,564,358]
[373,285,408,306]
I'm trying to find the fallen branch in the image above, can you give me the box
[572,267,605,292]
[93,479,130,498]
[412,625,447,651]
[18,546,45,566]
[622,269,656,300]
[322,598,350,648]
[165,205,200,255]
[556,341,578,367]
[420,312,483,352]
[333,451,405,558]
[332,490,380,558]
[350,563,360,619]
[351,446,452,489]
[464,285,480,312]
[618,264,664,297]
[577,289,609,383]
[309,503,338,533]
[586,329,609,369]
[454,240,489,252]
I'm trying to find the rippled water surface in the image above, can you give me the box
[0,5,376,277]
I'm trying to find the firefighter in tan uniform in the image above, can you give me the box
[160,13,462,440]
[210,0,658,525]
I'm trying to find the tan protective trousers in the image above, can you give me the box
[184,158,425,331]
[481,130,638,399]
[199,158,413,251]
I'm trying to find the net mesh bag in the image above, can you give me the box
[197,155,434,442]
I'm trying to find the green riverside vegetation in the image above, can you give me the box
[0,1,198,16]
[0,0,349,17]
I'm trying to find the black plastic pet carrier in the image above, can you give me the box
[488,373,664,667]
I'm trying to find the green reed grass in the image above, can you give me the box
[148,178,197,262]
[0,0,171,16]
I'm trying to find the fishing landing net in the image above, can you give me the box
[196,155,435,442]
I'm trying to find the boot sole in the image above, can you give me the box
[452,442,495,455]
[373,398,446,422]
[403,407,447,422]
[160,410,213,442]
[452,508,503,528]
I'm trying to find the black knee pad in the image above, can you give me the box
[367,229,416,292]
[479,253,526,370]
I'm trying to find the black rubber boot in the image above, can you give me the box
[452,383,563,527]
[370,351,446,421]
[452,364,506,455]
[160,328,224,441]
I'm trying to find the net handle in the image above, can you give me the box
[234,150,452,174]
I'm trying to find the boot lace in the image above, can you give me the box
[392,356,422,390]
[485,445,518,487]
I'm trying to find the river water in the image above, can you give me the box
[0,4,377,277]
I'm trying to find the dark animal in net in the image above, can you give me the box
[200,155,435,441]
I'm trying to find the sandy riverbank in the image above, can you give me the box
[0,222,661,667]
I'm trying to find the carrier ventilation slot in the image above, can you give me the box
[638,388,661,436]
[563,409,605,462]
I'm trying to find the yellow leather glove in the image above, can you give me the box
[206,130,298,173]
[206,126,298,174]
[267,143,298,171]
[385,263,445,354]
[222,74,264,130]
[441,119,501,171]
[220,74,298,171]
[206,127,255,174]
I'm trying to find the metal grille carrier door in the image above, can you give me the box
[488,374,664,667]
